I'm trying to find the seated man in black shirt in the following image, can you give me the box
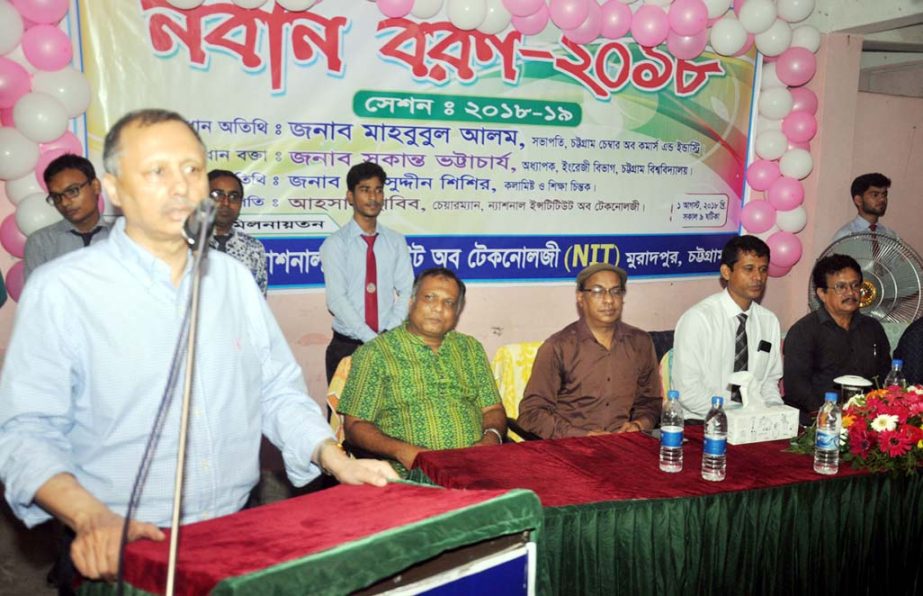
[783,254,891,425]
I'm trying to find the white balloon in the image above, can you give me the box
[13,92,69,143]
[4,45,37,75]
[232,0,268,7]
[756,116,782,134]
[277,0,318,9]
[754,19,791,56]
[776,0,814,23]
[760,62,784,89]
[31,68,92,118]
[754,224,779,242]
[447,0,487,30]
[779,148,813,179]
[0,127,40,180]
[165,0,205,8]
[16,192,62,236]
[775,205,807,233]
[791,24,820,52]
[755,130,787,160]
[5,172,43,205]
[618,0,638,3]
[709,16,747,56]
[758,87,793,120]
[478,0,511,33]
[738,0,775,34]
[412,0,444,18]
[644,0,672,6]
[0,0,24,55]
[702,0,731,19]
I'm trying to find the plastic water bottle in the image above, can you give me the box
[701,396,727,482]
[660,390,684,473]
[814,392,842,475]
[883,359,907,389]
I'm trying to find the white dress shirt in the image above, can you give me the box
[831,215,899,243]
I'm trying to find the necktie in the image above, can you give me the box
[731,313,748,403]
[70,226,103,247]
[362,235,378,333]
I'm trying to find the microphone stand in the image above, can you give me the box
[165,201,216,595]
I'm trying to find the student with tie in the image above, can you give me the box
[319,162,414,382]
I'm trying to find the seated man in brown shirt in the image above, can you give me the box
[517,263,663,439]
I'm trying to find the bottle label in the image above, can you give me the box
[815,430,839,451]
[661,426,683,448]
[703,436,726,456]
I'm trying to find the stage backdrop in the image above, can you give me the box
[76,0,756,289]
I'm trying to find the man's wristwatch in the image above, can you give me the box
[482,428,503,444]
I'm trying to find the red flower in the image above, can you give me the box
[849,426,874,459]
[878,429,912,457]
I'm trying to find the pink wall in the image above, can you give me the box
[1,33,919,405]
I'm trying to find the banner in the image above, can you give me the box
[76,0,756,288]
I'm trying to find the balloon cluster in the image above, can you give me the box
[0,0,91,301]
[166,0,319,8]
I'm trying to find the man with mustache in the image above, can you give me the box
[207,169,267,295]
[831,172,899,242]
[517,263,662,439]
[783,254,891,425]
[320,161,414,383]
[673,236,785,419]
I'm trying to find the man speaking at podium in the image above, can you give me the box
[0,109,396,586]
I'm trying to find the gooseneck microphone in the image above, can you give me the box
[182,196,218,250]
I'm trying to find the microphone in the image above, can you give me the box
[182,197,217,249]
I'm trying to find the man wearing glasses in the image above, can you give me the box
[673,236,785,420]
[207,169,267,295]
[24,154,109,281]
[517,263,662,439]
[783,254,891,425]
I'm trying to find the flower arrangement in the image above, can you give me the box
[789,385,923,475]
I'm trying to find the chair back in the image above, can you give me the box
[326,356,352,444]
[490,341,543,441]
[659,348,673,402]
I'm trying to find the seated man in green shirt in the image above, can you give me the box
[339,267,506,474]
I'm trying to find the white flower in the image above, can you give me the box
[844,395,866,409]
[910,385,923,395]
[870,414,898,432]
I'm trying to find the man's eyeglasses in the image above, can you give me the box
[209,189,242,204]
[580,285,625,299]
[46,180,92,206]
[825,281,863,295]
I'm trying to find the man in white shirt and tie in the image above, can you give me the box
[831,173,899,242]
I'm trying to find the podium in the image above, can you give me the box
[79,483,541,595]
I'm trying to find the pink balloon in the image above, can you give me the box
[41,130,82,155]
[10,0,69,25]
[631,5,669,47]
[502,0,545,17]
[0,58,31,109]
[512,2,550,35]
[550,0,589,31]
[767,261,791,278]
[375,0,413,18]
[733,0,745,17]
[6,260,24,302]
[746,159,781,191]
[787,140,810,151]
[564,0,602,44]
[34,147,67,191]
[789,87,817,114]
[666,29,708,59]
[781,110,817,143]
[766,176,803,211]
[766,231,802,268]
[0,107,14,126]
[776,46,816,87]
[600,0,632,39]
[0,214,26,258]
[21,24,73,71]
[733,32,755,56]
[668,0,708,36]
[740,199,776,234]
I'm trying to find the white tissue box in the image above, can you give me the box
[724,404,800,445]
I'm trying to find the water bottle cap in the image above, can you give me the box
[667,390,679,400]
[893,359,903,367]
[824,392,837,402]
[711,395,723,407]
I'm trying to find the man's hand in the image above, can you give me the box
[615,421,643,433]
[587,430,611,436]
[317,440,400,485]
[396,444,427,470]
[473,429,503,447]
[71,507,164,581]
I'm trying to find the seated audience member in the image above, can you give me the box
[517,263,661,438]
[784,254,891,424]
[24,154,109,281]
[207,169,268,294]
[673,236,784,419]
[338,267,506,474]
[895,318,923,386]
[831,172,898,242]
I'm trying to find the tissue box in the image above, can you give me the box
[724,404,800,445]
